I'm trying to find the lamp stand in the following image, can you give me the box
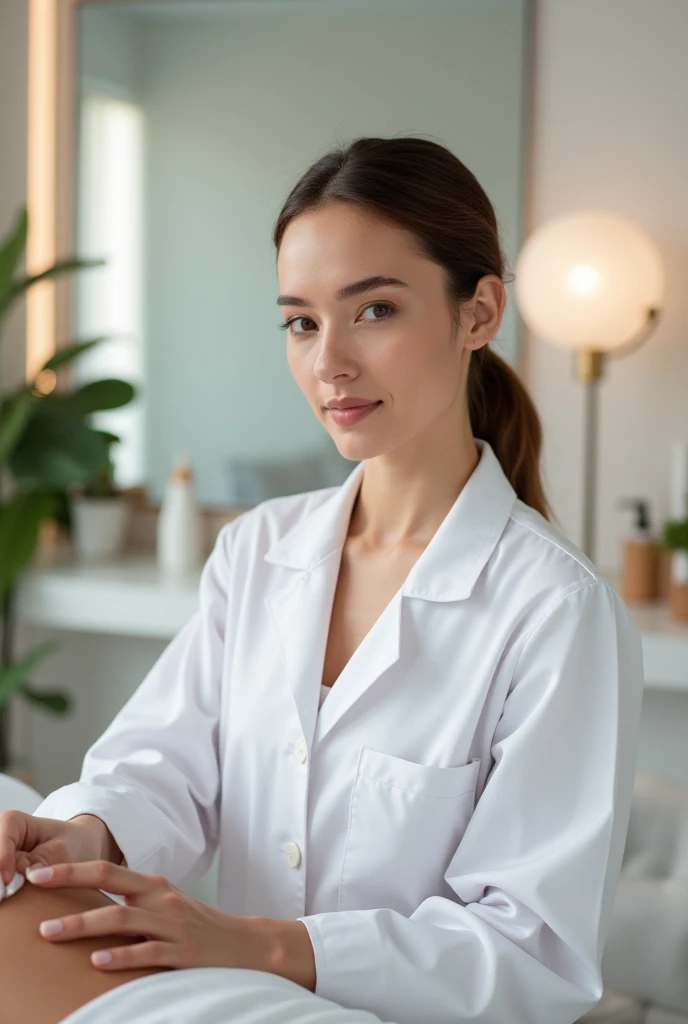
[572,309,660,566]
[576,349,605,565]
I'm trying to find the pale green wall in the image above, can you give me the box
[79,7,143,98]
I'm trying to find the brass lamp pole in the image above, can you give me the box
[575,308,661,564]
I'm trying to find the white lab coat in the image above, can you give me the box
[34,438,644,1024]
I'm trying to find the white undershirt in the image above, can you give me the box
[319,683,331,708]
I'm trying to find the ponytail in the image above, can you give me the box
[468,345,555,521]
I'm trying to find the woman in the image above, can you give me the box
[0,135,644,1024]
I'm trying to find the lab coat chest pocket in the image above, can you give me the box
[338,747,481,915]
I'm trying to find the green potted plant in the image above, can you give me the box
[0,205,136,778]
[660,512,688,621]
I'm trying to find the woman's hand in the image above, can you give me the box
[26,859,263,972]
[0,811,120,885]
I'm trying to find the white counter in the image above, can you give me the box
[15,549,688,690]
[16,549,200,640]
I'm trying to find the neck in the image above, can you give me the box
[348,428,480,552]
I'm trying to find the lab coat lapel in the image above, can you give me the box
[264,439,516,747]
[313,587,401,744]
[264,540,402,749]
[264,460,367,748]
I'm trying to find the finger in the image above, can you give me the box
[38,904,178,944]
[0,811,22,885]
[16,851,48,876]
[89,939,175,971]
[26,860,164,898]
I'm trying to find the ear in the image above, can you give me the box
[463,275,505,350]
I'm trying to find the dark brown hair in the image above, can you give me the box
[273,135,554,521]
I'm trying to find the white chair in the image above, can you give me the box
[0,772,43,815]
[579,771,688,1023]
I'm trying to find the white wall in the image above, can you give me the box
[526,0,688,573]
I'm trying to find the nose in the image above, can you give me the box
[312,325,358,383]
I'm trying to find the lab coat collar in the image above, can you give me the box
[264,438,516,745]
[264,437,517,603]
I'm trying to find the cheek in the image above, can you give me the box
[381,330,458,407]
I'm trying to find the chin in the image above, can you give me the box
[329,433,393,462]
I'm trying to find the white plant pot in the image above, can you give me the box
[71,494,131,561]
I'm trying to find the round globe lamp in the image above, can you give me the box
[515,209,664,563]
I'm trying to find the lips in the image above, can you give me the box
[325,399,380,410]
[326,401,382,425]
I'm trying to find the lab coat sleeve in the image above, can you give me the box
[31,518,238,887]
[297,578,645,1024]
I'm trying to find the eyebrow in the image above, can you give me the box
[276,275,409,307]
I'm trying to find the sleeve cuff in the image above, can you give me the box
[296,910,385,1005]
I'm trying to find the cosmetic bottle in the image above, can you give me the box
[157,451,202,574]
[617,497,659,602]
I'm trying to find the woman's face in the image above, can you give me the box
[276,201,502,462]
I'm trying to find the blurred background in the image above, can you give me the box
[1,0,686,787]
[1,0,535,793]
[1,8,688,1005]
[3,7,688,1016]
[0,0,686,785]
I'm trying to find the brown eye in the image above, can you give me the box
[278,302,396,335]
[359,302,395,321]
[278,316,317,335]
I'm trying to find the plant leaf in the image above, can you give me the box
[21,685,72,714]
[661,519,688,550]
[10,256,106,295]
[0,640,58,706]
[39,337,109,374]
[2,257,106,325]
[0,207,28,318]
[8,417,110,489]
[0,492,58,598]
[94,430,122,446]
[56,379,136,416]
[0,388,36,462]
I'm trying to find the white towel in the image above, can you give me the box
[59,966,393,1024]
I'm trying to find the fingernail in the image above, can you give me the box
[91,951,111,966]
[39,919,63,936]
[26,866,53,883]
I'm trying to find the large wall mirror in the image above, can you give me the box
[39,0,531,508]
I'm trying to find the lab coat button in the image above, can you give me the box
[293,739,308,764]
[284,842,301,868]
